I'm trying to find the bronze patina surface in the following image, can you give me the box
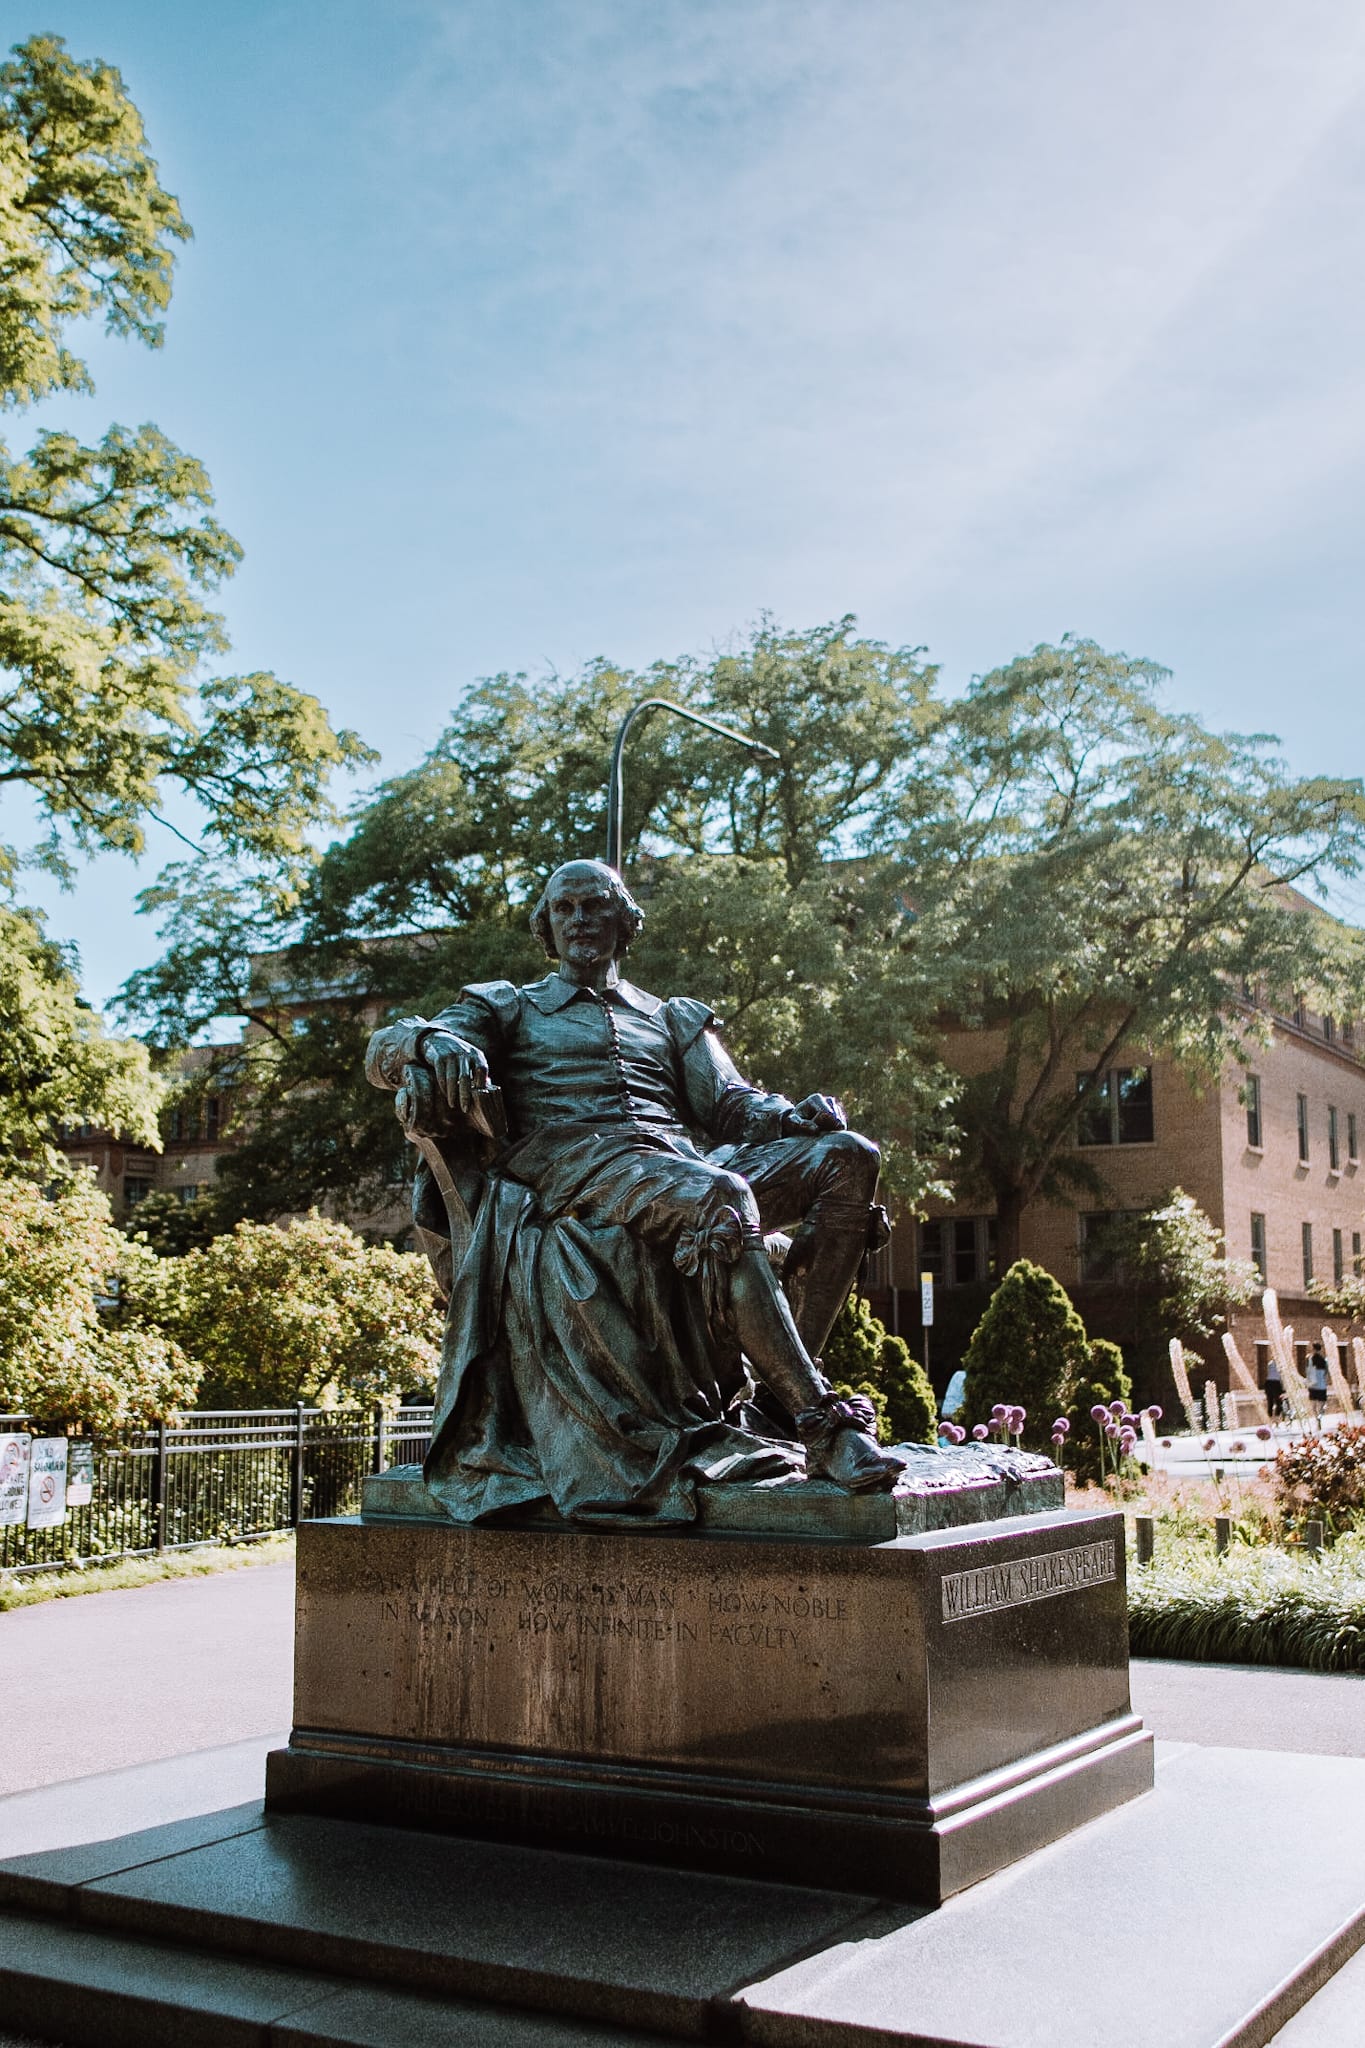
[366,858,912,1528]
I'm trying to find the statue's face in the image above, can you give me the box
[545,863,620,969]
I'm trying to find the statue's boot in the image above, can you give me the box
[783,1199,889,1358]
[796,1391,903,1493]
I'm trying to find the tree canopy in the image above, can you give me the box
[0,34,366,1161]
[122,624,1365,1261]
[121,618,957,1223]
[900,637,1365,1263]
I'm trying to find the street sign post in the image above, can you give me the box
[920,1271,934,1382]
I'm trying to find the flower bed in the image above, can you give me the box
[1128,1531,1365,1673]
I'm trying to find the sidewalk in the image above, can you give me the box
[0,1562,295,1795]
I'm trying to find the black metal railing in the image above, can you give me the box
[0,1404,435,1576]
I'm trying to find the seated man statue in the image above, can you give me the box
[366,858,903,1527]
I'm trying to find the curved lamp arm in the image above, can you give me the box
[606,698,780,872]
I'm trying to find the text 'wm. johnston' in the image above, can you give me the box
[940,1540,1117,1622]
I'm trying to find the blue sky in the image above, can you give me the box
[12,0,1365,1006]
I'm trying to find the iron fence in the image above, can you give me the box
[0,1404,434,1576]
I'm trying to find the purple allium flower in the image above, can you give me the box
[1147,1406,1163,1421]
[1202,1437,1216,1451]
[1091,1404,1109,1422]
[1230,1440,1246,1454]
[1009,1406,1027,1431]
[971,1423,989,1440]
[1109,1400,1126,1418]
[1256,1426,1272,1441]
[1053,1417,1071,1435]
[1160,1438,1173,1448]
[1105,1422,1120,1440]
[1119,1431,1137,1452]
[991,1404,1007,1420]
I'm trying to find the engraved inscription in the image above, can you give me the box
[359,1560,852,1658]
[940,1539,1116,1622]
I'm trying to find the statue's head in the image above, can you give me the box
[530,859,645,965]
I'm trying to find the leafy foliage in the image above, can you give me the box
[901,637,1365,1263]
[0,1171,196,1429]
[1087,1189,1260,1338]
[1273,1426,1365,1537]
[824,1292,936,1445]
[121,620,958,1223]
[958,1258,1131,1474]
[129,1213,442,1409]
[0,902,158,1168]
[1128,1531,1365,1672]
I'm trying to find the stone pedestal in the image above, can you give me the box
[266,1506,1152,1903]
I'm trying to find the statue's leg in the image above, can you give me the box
[739,1131,883,1357]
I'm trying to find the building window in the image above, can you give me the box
[1329,1106,1340,1172]
[1245,1075,1262,1149]
[178,1183,203,1206]
[1293,995,1306,1027]
[1324,1015,1336,1044]
[919,1217,997,1288]
[1334,1228,1345,1286]
[204,1096,222,1142]
[123,1176,153,1208]
[1344,1018,1356,1048]
[1075,1067,1155,1146]
[1254,1340,1270,1384]
[1302,1222,1314,1288]
[1355,1231,1363,1276]
[1250,1212,1267,1281]
[1297,1094,1310,1163]
[1349,1113,1359,1163]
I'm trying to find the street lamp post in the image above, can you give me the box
[605,698,779,873]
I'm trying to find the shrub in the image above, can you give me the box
[0,1172,198,1430]
[1273,1426,1365,1537]
[1064,1337,1134,1484]
[1129,1532,1365,1672]
[825,1293,936,1445]
[133,1212,442,1409]
[959,1260,1091,1451]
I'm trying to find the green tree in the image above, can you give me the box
[824,1292,936,1444]
[0,1171,197,1429]
[1090,1188,1260,1340]
[132,1213,442,1408]
[901,638,1365,1266]
[0,35,367,1158]
[0,901,157,1168]
[121,620,956,1223]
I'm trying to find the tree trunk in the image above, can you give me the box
[994,1188,1025,1272]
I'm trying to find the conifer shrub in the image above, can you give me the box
[960,1260,1131,1476]
[826,1293,936,1444]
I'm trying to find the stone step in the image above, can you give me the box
[0,1908,669,2047]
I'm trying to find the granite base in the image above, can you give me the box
[266,1506,1152,1902]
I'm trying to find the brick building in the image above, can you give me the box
[864,988,1365,1403]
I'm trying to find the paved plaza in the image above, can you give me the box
[2,1558,1363,2046]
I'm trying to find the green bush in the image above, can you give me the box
[1129,1532,1365,1672]
[960,1259,1090,1450]
[825,1293,936,1445]
[1273,1427,1365,1538]
[1064,1337,1134,1483]
[127,1212,442,1408]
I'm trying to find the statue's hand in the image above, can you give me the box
[783,1092,847,1135]
[420,1030,491,1117]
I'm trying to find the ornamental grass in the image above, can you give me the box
[1128,1532,1365,1673]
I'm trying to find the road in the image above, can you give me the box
[2,1558,1363,1794]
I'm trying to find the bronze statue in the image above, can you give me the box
[366,859,903,1527]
